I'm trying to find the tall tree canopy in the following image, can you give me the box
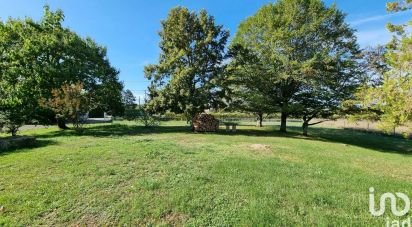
[0,6,123,133]
[144,7,229,122]
[231,0,360,133]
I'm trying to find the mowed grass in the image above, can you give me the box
[1,121,412,226]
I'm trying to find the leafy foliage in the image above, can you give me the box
[231,0,360,133]
[227,46,278,127]
[387,0,412,13]
[144,7,229,121]
[124,107,159,128]
[138,108,160,128]
[122,89,137,109]
[124,108,141,121]
[0,111,26,136]
[342,47,388,124]
[40,82,95,132]
[0,6,123,133]
[350,1,412,136]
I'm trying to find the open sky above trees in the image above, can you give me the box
[1,0,411,100]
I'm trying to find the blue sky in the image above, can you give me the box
[1,0,411,100]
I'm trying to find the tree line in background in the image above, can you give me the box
[344,0,412,136]
[1,0,411,137]
[145,0,411,136]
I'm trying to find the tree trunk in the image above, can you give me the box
[57,118,69,130]
[188,114,195,132]
[280,111,287,133]
[11,129,17,137]
[256,113,263,127]
[302,121,309,136]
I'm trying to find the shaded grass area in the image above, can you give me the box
[0,121,412,225]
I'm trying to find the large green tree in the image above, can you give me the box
[232,0,360,133]
[0,6,123,134]
[144,7,229,123]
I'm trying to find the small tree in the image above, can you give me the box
[0,80,33,136]
[0,111,27,136]
[40,82,95,131]
[138,107,160,128]
[123,106,159,128]
[230,92,274,127]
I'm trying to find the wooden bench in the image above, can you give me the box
[223,122,237,132]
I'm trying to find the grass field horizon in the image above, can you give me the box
[1,121,412,225]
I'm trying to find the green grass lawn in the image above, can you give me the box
[1,121,412,226]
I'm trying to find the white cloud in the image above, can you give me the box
[349,11,412,27]
[350,14,393,26]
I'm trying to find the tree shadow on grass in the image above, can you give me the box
[305,126,412,155]
[35,123,192,139]
[0,139,59,156]
[33,123,412,156]
[218,125,412,155]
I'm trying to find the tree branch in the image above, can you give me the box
[308,119,330,126]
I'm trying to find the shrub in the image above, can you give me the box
[139,111,160,128]
[124,108,141,121]
[0,111,25,136]
[124,107,159,127]
[39,82,95,132]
